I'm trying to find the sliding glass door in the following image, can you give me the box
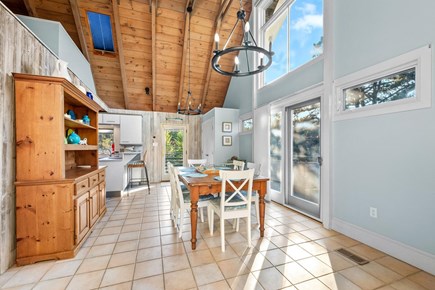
[285,98,321,219]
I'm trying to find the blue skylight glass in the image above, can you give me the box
[87,11,115,52]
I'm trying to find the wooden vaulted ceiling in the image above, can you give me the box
[3,0,252,113]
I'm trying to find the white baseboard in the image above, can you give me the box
[332,218,435,275]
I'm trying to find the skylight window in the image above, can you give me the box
[87,11,115,52]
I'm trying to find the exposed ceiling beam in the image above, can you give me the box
[151,0,157,111]
[112,0,130,109]
[177,0,196,110]
[23,0,38,17]
[69,0,89,61]
[201,0,234,110]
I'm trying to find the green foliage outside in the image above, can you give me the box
[165,130,184,167]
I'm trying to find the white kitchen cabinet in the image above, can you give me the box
[99,113,120,124]
[120,115,142,144]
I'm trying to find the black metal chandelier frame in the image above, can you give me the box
[212,4,273,77]
[178,6,201,115]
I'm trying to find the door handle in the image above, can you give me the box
[317,156,323,166]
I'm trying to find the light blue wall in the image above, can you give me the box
[18,15,97,93]
[214,108,240,164]
[239,134,253,162]
[202,107,215,122]
[257,59,323,107]
[223,51,254,115]
[333,0,435,254]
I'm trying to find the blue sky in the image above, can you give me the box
[265,0,323,85]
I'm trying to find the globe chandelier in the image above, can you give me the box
[212,0,273,77]
[178,6,202,115]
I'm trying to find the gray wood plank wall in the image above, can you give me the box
[0,3,202,274]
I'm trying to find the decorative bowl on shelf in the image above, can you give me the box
[82,115,90,125]
[66,109,76,120]
[66,129,80,144]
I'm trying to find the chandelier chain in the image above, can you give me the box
[188,12,191,97]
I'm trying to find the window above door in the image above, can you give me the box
[257,0,324,86]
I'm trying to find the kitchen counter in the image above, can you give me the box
[99,152,141,196]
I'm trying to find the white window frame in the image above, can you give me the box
[333,45,432,121]
[255,0,324,88]
[239,112,253,135]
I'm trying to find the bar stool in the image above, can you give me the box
[127,151,150,193]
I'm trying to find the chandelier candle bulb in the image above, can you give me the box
[214,33,219,51]
[235,56,240,72]
[259,53,264,67]
[244,22,250,41]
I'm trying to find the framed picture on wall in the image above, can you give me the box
[222,122,232,132]
[222,135,232,146]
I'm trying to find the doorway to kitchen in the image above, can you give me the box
[161,125,187,181]
[285,98,321,219]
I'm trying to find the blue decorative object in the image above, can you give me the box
[66,130,80,144]
[82,115,90,125]
[86,91,94,100]
[67,109,76,120]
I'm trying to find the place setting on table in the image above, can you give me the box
[177,164,233,179]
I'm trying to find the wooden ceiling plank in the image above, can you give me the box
[69,0,90,60]
[112,0,130,109]
[201,0,233,110]
[23,0,38,17]
[152,0,157,111]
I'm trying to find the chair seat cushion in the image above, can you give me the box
[225,190,257,197]
[240,190,257,197]
[183,192,215,203]
[210,197,247,211]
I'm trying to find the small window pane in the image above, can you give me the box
[242,118,253,132]
[265,12,289,85]
[270,112,282,191]
[87,11,115,52]
[344,68,416,110]
[98,129,114,155]
[289,0,323,70]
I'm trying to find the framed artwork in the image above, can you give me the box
[222,135,232,146]
[222,122,232,132]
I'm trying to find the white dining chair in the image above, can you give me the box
[167,162,178,225]
[208,169,254,252]
[169,164,215,238]
[246,162,261,225]
[232,160,245,170]
[187,159,207,167]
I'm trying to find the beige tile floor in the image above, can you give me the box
[1,183,434,290]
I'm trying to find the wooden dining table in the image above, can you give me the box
[178,168,269,250]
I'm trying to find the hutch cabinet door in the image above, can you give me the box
[75,193,90,244]
[89,186,99,227]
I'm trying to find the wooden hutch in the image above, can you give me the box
[13,73,106,265]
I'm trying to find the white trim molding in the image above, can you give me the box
[333,45,432,121]
[332,218,435,275]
